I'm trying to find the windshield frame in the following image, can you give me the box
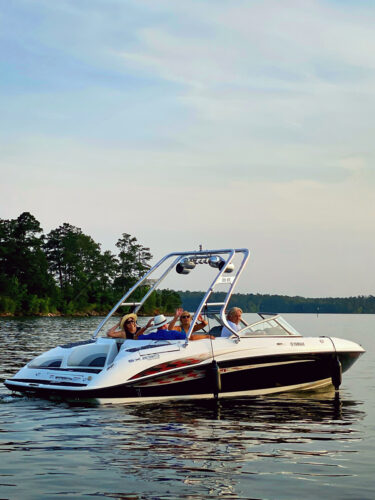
[236,315,302,338]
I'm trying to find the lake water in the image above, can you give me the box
[0,314,373,499]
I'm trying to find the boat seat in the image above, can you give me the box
[46,360,62,367]
[67,344,111,367]
[40,359,62,368]
[80,354,107,367]
[209,326,223,337]
[88,356,107,367]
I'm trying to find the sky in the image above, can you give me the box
[1,0,375,297]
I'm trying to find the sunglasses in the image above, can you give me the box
[181,315,191,319]
[125,319,135,324]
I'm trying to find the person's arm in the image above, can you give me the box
[107,321,124,338]
[190,333,215,341]
[168,308,183,330]
[192,314,208,333]
[134,318,154,339]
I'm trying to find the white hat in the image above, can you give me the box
[153,314,168,329]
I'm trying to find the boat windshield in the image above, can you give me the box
[238,315,301,337]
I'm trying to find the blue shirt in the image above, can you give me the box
[138,330,187,340]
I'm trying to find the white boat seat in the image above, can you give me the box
[67,344,111,367]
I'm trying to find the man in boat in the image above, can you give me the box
[137,314,187,340]
[221,307,243,337]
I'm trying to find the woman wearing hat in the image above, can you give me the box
[107,313,153,340]
[168,308,214,340]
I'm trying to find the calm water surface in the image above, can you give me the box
[0,314,373,499]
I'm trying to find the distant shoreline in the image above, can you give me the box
[1,291,374,318]
[1,309,374,318]
[0,311,174,318]
[179,291,375,315]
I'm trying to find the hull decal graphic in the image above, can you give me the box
[129,354,211,380]
[135,369,205,387]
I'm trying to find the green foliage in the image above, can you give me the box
[0,296,17,314]
[1,212,372,316]
[0,212,160,316]
[158,289,181,313]
[114,233,152,293]
[0,213,54,301]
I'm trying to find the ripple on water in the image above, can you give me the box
[0,316,372,499]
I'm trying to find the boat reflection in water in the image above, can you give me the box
[87,391,364,499]
[128,389,364,425]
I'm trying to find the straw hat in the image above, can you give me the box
[120,313,137,329]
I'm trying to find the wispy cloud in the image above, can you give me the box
[1,0,374,295]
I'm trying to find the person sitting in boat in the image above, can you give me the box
[107,313,153,340]
[168,308,214,340]
[137,314,186,340]
[221,307,243,338]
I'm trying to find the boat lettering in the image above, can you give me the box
[143,353,160,360]
[290,342,305,346]
[218,276,234,284]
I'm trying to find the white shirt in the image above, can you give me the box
[221,320,241,338]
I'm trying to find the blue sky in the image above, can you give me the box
[1,0,375,296]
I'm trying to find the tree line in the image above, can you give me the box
[179,291,375,314]
[0,212,180,316]
[1,212,373,317]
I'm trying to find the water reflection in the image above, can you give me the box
[126,391,364,425]
[87,392,364,496]
[1,388,364,498]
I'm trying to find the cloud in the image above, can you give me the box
[1,0,375,296]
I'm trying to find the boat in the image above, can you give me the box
[4,248,365,403]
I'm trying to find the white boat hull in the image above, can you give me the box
[4,336,364,402]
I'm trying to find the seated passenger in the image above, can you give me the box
[107,313,153,340]
[221,307,243,338]
[168,308,214,340]
[137,314,187,340]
